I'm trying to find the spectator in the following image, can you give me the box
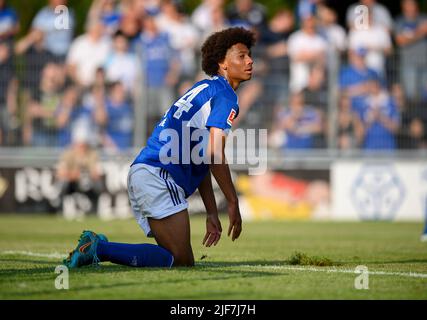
[317,4,347,69]
[0,45,17,146]
[78,66,107,116]
[198,2,230,43]
[87,0,122,36]
[302,64,328,110]
[0,0,18,144]
[390,83,406,112]
[55,86,97,147]
[359,80,400,150]
[277,91,323,150]
[398,95,427,149]
[423,81,427,102]
[104,30,140,94]
[15,29,54,99]
[226,0,267,29]
[287,14,327,94]
[395,0,427,102]
[339,48,381,115]
[258,9,294,108]
[118,5,142,50]
[97,81,134,152]
[30,0,75,62]
[66,20,111,88]
[156,0,200,79]
[56,123,103,215]
[296,0,319,24]
[192,0,225,34]
[25,62,65,146]
[348,13,392,76]
[346,0,393,32]
[0,0,19,44]
[405,117,426,149]
[140,0,162,16]
[337,93,364,150]
[233,9,294,128]
[137,15,180,126]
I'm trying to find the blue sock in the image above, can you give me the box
[96,241,174,268]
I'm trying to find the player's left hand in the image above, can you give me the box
[227,201,242,241]
[203,214,222,247]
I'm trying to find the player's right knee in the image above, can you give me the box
[172,252,194,267]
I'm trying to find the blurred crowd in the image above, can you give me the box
[0,0,427,153]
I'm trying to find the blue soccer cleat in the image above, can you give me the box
[63,230,108,268]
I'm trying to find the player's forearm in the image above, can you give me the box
[210,162,238,205]
[198,171,219,216]
[208,128,239,205]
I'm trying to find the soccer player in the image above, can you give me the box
[64,27,255,268]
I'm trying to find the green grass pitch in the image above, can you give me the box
[0,214,426,299]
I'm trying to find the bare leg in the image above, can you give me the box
[148,209,195,267]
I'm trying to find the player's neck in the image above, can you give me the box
[217,72,240,91]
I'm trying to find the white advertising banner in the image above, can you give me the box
[331,161,427,221]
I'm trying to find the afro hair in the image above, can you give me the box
[201,27,256,77]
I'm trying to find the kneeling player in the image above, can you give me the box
[63,27,255,268]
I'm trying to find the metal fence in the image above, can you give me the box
[1,21,427,168]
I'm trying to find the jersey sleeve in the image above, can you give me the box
[205,93,239,133]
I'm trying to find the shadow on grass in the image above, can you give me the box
[1,261,290,298]
[0,260,293,298]
[0,262,289,277]
[0,264,141,278]
[0,258,338,280]
[195,260,289,267]
[0,258,58,265]
[3,282,141,298]
[194,259,344,268]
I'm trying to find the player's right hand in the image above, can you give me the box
[227,201,242,241]
[203,214,222,247]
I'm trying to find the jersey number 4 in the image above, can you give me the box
[173,83,209,119]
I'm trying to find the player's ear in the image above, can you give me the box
[218,60,227,71]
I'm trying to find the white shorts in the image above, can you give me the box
[127,163,188,237]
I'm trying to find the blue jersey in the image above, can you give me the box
[280,107,320,150]
[339,65,380,90]
[360,96,400,150]
[132,75,239,197]
[105,99,133,150]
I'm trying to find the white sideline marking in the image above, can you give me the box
[0,250,65,259]
[1,251,427,279]
[201,263,427,279]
